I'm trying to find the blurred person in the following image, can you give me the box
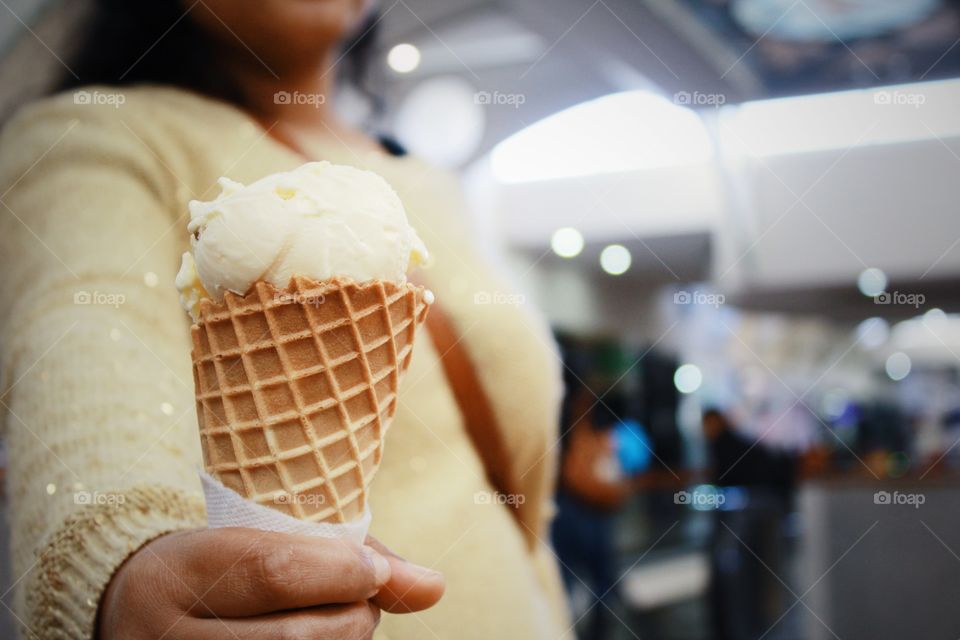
[0,2,570,638]
[552,387,633,640]
[703,407,797,640]
[704,408,796,501]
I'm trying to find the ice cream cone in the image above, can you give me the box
[191,275,430,523]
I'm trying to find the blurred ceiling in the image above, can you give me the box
[375,0,960,159]
[379,0,734,159]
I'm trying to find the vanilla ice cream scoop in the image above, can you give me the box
[176,161,428,319]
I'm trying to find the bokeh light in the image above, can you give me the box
[857,267,888,297]
[600,244,631,275]
[674,364,703,394]
[551,227,584,258]
[885,351,911,381]
[856,317,889,349]
[387,43,421,73]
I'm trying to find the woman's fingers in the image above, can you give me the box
[184,601,381,640]
[161,528,391,617]
[99,529,441,640]
[365,536,446,613]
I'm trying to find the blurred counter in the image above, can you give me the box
[798,479,960,639]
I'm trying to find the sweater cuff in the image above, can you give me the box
[20,484,206,640]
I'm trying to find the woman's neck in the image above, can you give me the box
[233,57,338,125]
[227,55,381,154]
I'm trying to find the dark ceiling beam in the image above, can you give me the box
[642,0,763,98]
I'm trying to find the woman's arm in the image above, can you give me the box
[0,92,446,639]
[0,92,212,638]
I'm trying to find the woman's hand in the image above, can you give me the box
[98,527,445,639]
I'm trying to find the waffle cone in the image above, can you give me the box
[191,275,430,523]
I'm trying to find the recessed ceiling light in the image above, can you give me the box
[551,227,584,258]
[857,267,887,297]
[387,43,421,73]
[600,244,631,275]
[674,364,703,394]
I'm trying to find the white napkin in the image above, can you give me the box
[199,470,371,544]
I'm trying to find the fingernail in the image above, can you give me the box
[363,545,391,585]
[404,561,442,578]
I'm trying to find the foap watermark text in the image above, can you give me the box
[275,292,326,306]
[874,291,924,309]
[474,290,525,306]
[874,490,924,509]
[73,90,125,108]
[873,90,926,108]
[674,91,726,107]
[74,490,126,506]
[475,91,525,108]
[474,490,526,506]
[274,91,326,107]
[675,487,726,509]
[74,290,125,308]
[674,290,725,308]
[275,493,326,507]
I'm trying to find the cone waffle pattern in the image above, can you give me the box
[191,276,430,523]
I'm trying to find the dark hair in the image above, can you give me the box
[61,0,381,112]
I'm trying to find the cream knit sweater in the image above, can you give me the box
[0,86,569,639]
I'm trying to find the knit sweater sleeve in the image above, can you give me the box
[0,93,207,639]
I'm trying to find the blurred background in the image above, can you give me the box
[3,0,960,638]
